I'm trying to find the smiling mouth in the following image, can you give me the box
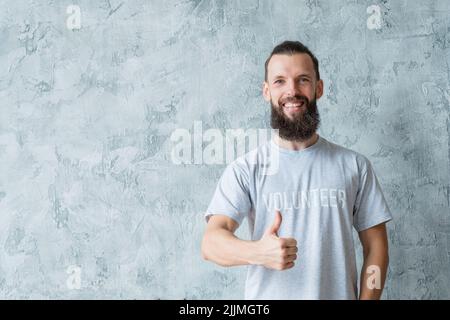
[282,101,306,109]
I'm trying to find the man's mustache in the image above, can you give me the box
[279,95,309,106]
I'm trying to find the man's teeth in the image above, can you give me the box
[284,102,303,108]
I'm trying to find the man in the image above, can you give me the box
[201,41,393,300]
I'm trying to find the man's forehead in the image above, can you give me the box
[267,53,314,78]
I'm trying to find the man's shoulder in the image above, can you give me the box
[321,137,371,170]
[227,141,271,172]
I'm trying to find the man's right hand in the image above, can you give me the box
[255,210,298,270]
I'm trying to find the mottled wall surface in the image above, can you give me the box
[0,0,449,299]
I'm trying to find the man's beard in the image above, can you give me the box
[270,95,321,141]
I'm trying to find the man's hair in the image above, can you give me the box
[264,40,320,81]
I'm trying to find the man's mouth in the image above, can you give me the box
[282,100,306,110]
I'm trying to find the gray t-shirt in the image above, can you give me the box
[204,134,393,300]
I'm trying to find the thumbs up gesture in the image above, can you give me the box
[255,210,298,270]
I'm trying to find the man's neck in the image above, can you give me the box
[273,132,319,151]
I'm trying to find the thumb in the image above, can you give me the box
[267,210,282,236]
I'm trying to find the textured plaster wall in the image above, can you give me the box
[0,0,449,299]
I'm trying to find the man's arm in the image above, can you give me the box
[201,212,297,270]
[358,222,389,300]
[201,215,260,267]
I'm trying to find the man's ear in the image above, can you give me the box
[315,79,324,100]
[263,81,271,102]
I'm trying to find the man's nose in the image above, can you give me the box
[286,79,300,96]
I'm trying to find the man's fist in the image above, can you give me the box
[255,210,298,270]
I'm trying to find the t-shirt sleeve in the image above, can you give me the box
[204,161,252,226]
[353,156,393,232]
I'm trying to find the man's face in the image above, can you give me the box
[263,53,324,141]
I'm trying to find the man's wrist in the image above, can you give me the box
[245,240,262,266]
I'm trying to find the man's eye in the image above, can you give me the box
[299,78,309,83]
[274,80,283,84]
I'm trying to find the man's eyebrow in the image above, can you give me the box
[296,73,312,78]
[272,73,312,80]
